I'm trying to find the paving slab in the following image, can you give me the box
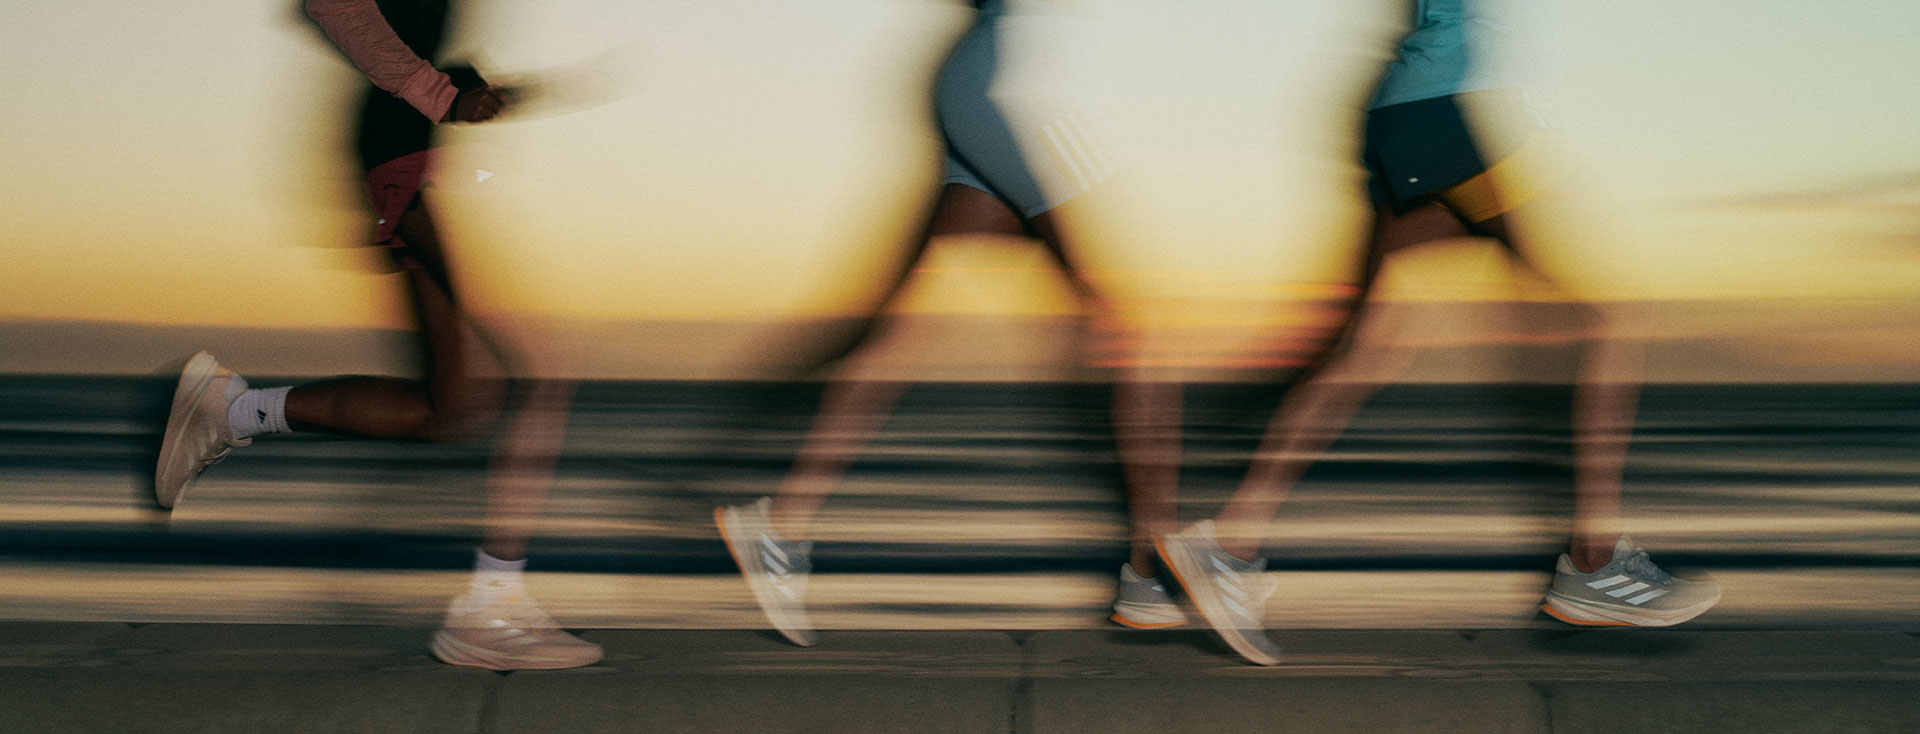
[30,623,450,671]
[0,621,134,646]
[1471,630,1920,682]
[486,630,1025,734]
[0,669,493,734]
[489,674,1016,734]
[1028,628,1482,678]
[1546,681,1920,734]
[1025,630,1552,734]
[0,622,141,667]
[1472,629,1920,658]
[574,628,1027,676]
[2,624,1915,733]
[1023,678,1550,734]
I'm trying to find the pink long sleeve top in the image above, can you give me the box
[305,0,458,122]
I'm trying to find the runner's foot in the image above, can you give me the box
[430,587,603,670]
[1155,520,1283,665]
[716,497,818,646]
[1542,535,1721,627]
[155,352,250,508]
[1110,563,1189,629]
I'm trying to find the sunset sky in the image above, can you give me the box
[2,0,1916,379]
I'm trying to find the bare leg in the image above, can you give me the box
[1472,213,1632,572]
[282,196,557,564]
[767,184,1028,541]
[478,377,575,561]
[1112,367,1182,575]
[283,199,504,442]
[1211,201,1469,561]
[1022,211,1185,575]
[1565,334,1637,571]
[768,378,911,541]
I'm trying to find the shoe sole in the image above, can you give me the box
[1541,589,1722,627]
[1154,534,1281,666]
[155,352,221,509]
[1109,611,1187,630]
[715,505,818,647]
[428,629,603,670]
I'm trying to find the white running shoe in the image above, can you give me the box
[155,352,249,509]
[715,497,817,647]
[1155,520,1283,666]
[429,586,604,670]
[1542,536,1722,627]
[1110,563,1189,629]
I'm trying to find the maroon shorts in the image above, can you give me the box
[364,149,435,270]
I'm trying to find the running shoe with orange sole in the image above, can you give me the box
[1541,536,1721,627]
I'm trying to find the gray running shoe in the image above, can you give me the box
[1542,536,1721,627]
[1110,563,1189,629]
[1155,520,1283,665]
[430,587,604,670]
[716,497,818,646]
[155,352,250,509]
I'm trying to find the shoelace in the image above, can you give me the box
[1619,549,1672,585]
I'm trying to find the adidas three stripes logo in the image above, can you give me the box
[1586,575,1670,605]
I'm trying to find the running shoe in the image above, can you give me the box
[1154,520,1283,665]
[1541,535,1722,627]
[716,497,818,647]
[155,352,250,509]
[429,586,604,670]
[1110,563,1189,629]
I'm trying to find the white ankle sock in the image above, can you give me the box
[465,550,527,609]
[228,386,292,440]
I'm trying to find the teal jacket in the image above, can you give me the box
[1369,0,1561,110]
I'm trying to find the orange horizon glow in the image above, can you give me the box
[3,0,1917,378]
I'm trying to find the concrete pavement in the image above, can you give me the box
[3,623,1918,733]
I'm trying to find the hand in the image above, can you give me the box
[443,84,509,123]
